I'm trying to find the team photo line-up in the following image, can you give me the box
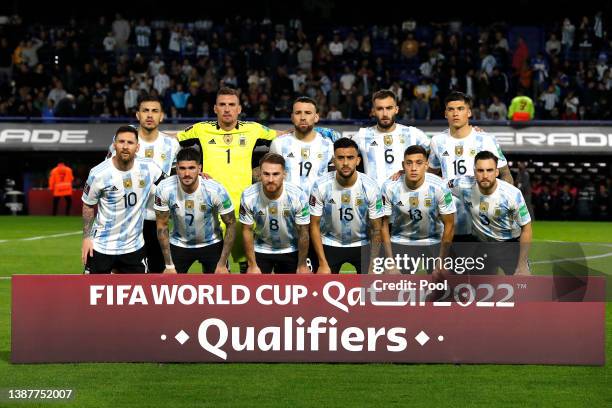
[81,87,532,275]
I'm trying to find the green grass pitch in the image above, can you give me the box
[0,216,610,407]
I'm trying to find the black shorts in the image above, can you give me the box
[391,243,441,274]
[323,244,370,274]
[171,241,224,273]
[472,237,521,275]
[255,251,298,274]
[85,246,147,274]
[143,220,164,273]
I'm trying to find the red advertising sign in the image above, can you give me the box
[11,275,605,365]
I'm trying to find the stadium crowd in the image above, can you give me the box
[0,12,610,120]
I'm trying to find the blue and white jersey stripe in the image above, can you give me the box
[310,172,384,247]
[382,173,455,244]
[239,182,310,254]
[352,124,430,186]
[269,131,334,196]
[450,176,531,242]
[154,176,234,248]
[82,157,163,255]
[108,132,180,221]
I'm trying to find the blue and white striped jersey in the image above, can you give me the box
[269,131,334,196]
[108,131,180,221]
[382,173,456,244]
[239,182,310,254]
[352,124,430,186]
[82,157,163,255]
[429,128,506,236]
[428,128,507,180]
[450,176,531,242]
[154,176,234,248]
[310,171,384,247]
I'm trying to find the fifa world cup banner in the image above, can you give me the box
[12,275,605,365]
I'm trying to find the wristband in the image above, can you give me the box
[165,264,175,269]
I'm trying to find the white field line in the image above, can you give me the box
[0,231,80,243]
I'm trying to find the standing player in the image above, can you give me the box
[239,153,310,274]
[269,96,338,196]
[107,95,180,273]
[154,148,236,274]
[176,87,337,272]
[81,126,163,273]
[352,89,430,186]
[310,138,384,274]
[450,151,532,275]
[381,145,455,274]
[429,91,513,240]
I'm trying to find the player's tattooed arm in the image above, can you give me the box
[81,203,96,265]
[82,203,95,238]
[296,224,311,274]
[155,210,175,272]
[217,212,237,273]
[368,217,383,274]
[498,165,514,184]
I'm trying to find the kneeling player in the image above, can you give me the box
[310,138,384,274]
[240,153,311,274]
[82,126,164,273]
[154,148,236,273]
[381,145,455,275]
[450,151,532,275]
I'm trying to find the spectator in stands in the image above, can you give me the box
[47,79,67,108]
[545,33,562,57]
[329,33,343,57]
[154,66,170,95]
[508,88,535,121]
[487,95,508,120]
[401,32,419,60]
[124,80,139,115]
[539,84,559,119]
[327,104,343,120]
[576,181,596,220]
[561,18,576,59]
[562,90,579,119]
[411,92,430,120]
[112,13,130,52]
[0,38,12,84]
[516,161,534,219]
[596,183,609,219]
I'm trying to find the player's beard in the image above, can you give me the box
[294,124,314,137]
[338,166,356,181]
[376,116,395,131]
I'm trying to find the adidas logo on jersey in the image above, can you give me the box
[208,139,216,144]
[442,151,449,156]
[329,198,336,204]
[171,203,179,210]
[257,210,265,216]
[287,152,295,158]
[370,141,378,147]
[397,201,404,206]
[111,186,119,191]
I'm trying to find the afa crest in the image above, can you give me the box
[355,197,364,206]
[494,207,501,217]
[200,203,207,212]
[283,208,291,217]
[383,134,393,146]
[161,153,167,161]
[469,148,477,157]
[341,192,351,204]
[424,198,432,207]
[239,136,247,146]
[223,134,233,145]
[139,179,145,188]
[455,145,464,156]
